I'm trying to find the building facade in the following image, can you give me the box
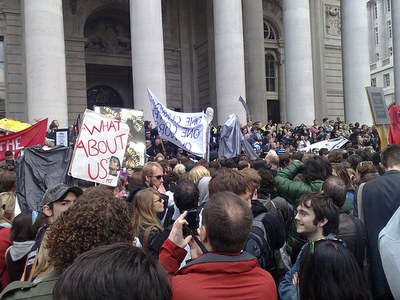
[368,0,394,104]
[0,0,389,128]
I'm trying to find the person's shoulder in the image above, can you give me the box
[0,273,59,300]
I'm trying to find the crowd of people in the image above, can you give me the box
[0,117,396,299]
[145,118,381,159]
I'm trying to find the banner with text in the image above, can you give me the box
[0,118,47,161]
[69,110,130,187]
[148,88,208,157]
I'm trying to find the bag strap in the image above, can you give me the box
[349,216,364,268]
[357,183,366,223]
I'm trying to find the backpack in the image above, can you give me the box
[244,212,272,270]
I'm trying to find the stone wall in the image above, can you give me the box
[2,0,26,121]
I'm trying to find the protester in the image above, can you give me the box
[321,176,366,267]
[21,183,83,282]
[159,192,277,299]
[279,192,340,299]
[5,211,46,282]
[298,240,372,300]
[53,243,171,300]
[131,188,165,259]
[0,187,132,299]
[127,161,174,227]
[359,144,400,299]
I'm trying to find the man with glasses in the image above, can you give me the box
[279,192,340,300]
[127,162,174,227]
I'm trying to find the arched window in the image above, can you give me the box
[264,21,277,40]
[87,85,124,109]
[265,54,276,92]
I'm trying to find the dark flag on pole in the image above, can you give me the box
[238,96,251,123]
[72,114,81,147]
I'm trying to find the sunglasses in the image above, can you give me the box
[309,237,346,254]
[154,197,163,203]
[151,175,163,180]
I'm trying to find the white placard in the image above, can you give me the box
[69,110,130,187]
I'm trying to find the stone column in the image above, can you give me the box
[130,0,166,121]
[242,0,267,123]
[282,0,315,126]
[392,0,400,103]
[278,50,287,122]
[341,0,374,124]
[213,0,247,125]
[22,0,68,126]
[377,0,387,59]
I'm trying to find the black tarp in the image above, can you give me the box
[16,145,77,211]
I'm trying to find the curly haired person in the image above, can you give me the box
[0,187,133,299]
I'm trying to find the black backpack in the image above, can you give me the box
[244,212,273,270]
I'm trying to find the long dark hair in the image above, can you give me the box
[299,240,372,300]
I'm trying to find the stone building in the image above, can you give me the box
[0,0,392,128]
[368,0,394,104]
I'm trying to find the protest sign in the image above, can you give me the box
[0,118,47,161]
[69,110,129,187]
[148,88,208,157]
[94,106,145,167]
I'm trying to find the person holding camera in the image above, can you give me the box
[159,191,277,300]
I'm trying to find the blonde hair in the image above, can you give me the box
[31,231,54,281]
[131,188,163,237]
[173,164,186,177]
[188,166,210,185]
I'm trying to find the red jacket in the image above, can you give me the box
[0,227,11,289]
[159,239,277,300]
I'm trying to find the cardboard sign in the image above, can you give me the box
[366,87,390,125]
[148,88,208,157]
[69,110,129,187]
[0,118,47,161]
[94,106,145,167]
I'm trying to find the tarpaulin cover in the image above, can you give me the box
[16,145,78,211]
[218,114,257,159]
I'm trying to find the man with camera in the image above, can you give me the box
[159,191,277,299]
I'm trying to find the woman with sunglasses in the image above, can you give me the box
[131,188,165,260]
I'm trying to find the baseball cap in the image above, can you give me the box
[41,183,83,207]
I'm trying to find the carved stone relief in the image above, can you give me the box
[325,5,341,37]
[84,18,131,54]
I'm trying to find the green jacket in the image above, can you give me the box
[274,161,323,206]
[0,272,59,300]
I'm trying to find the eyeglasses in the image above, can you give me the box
[309,237,346,254]
[151,175,163,180]
[154,197,163,203]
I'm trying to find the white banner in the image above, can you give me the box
[148,88,208,157]
[298,137,349,153]
[69,109,130,187]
